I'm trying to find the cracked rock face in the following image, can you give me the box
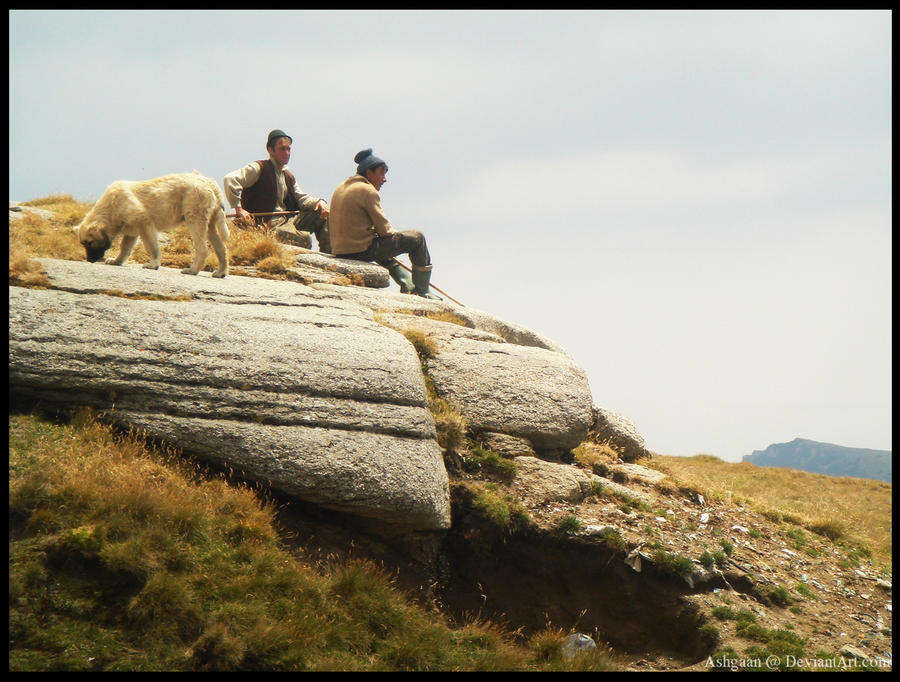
[9,258,598,530]
[373,312,595,449]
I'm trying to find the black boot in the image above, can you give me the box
[387,262,415,293]
[411,264,441,300]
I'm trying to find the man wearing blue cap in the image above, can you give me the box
[223,129,331,252]
[329,149,439,299]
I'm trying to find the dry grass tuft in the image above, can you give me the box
[9,197,92,286]
[9,250,52,288]
[573,442,619,476]
[431,397,468,451]
[255,255,290,275]
[10,206,88,262]
[20,195,92,227]
[400,328,439,360]
[227,227,286,266]
[379,307,472,328]
[21,193,78,207]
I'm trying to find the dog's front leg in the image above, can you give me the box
[107,234,138,266]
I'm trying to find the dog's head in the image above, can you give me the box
[73,221,112,263]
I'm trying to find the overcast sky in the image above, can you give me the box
[9,10,892,461]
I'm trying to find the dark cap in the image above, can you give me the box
[267,129,292,148]
[355,148,388,174]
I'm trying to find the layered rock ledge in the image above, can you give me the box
[9,258,597,531]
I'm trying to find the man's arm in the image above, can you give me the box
[365,187,395,237]
[288,176,329,216]
[223,162,263,210]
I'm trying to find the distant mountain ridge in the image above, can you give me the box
[743,438,891,483]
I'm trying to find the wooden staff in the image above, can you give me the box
[225,210,302,219]
[391,258,464,307]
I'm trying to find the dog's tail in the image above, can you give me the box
[207,179,230,241]
[212,204,229,241]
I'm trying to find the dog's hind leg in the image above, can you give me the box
[107,233,138,266]
[136,221,164,270]
[181,219,209,275]
[208,208,229,278]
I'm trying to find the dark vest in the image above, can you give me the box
[240,160,299,214]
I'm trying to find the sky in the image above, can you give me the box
[9,10,892,461]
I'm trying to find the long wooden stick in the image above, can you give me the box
[391,258,464,307]
[225,210,302,219]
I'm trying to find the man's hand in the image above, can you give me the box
[315,199,330,218]
[234,206,254,227]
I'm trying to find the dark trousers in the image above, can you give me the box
[258,209,331,253]
[293,210,331,254]
[339,230,431,268]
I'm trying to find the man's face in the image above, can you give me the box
[367,165,388,191]
[269,138,291,167]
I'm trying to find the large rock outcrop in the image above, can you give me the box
[9,257,596,530]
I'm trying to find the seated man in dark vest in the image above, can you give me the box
[223,129,331,252]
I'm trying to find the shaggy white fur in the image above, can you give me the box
[73,171,229,277]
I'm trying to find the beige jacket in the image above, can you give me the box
[329,174,395,255]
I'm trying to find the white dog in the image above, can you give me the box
[74,171,229,277]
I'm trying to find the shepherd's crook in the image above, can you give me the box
[391,258,464,307]
[225,210,302,219]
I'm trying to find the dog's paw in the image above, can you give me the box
[143,263,161,270]
[105,258,123,266]
[212,271,227,278]
[181,268,200,275]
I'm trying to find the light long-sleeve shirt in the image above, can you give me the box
[223,158,321,212]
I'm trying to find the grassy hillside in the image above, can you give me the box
[9,411,620,672]
[649,454,892,568]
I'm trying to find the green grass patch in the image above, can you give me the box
[699,550,727,570]
[461,447,517,482]
[596,527,625,552]
[794,583,816,601]
[648,544,694,577]
[767,586,793,607]
[470,483,531,532]
[557,515,582,534]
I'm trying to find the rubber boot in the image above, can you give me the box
[387,262,415,293]
[411,264,442,300]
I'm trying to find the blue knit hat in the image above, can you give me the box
[355,148,388,174]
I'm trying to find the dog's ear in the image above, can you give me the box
[79,223,111,250]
